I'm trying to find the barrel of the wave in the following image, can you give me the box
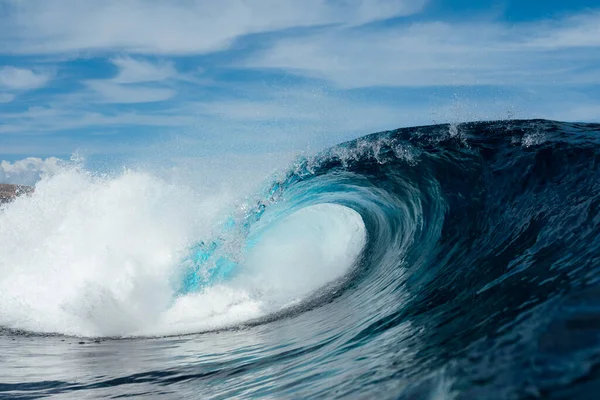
[178,194,276,295]
[179,241,238,293]
[179,215,246,294]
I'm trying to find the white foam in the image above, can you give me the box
[242,204,366,303]
[0,164,366,337]
[146,204,366,336]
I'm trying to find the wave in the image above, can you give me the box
[1,119,600,386]
[0,151,369,337]
[2,119,600,396]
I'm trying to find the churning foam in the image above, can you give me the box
[0,164,366,337]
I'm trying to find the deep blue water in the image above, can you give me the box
[1,119,600,399]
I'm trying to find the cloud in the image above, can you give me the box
[0,0,425,55]
[0,157,64,185]
[0,93,15,103]
[84,57,178,103]
[110,56,177,83]
[244,11,600,88]
[1,0,598,160]
[85,81,176,103]
[525,12,600,49]
[0,106,195,134]
[0,66,50,90]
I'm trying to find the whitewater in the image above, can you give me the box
[0,160,365,337]
[1,119,600,399]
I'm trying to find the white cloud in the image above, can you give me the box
[0,66,50,90]
[0,0,425,55]
[1,1,598,155]
[0,93,15,103]
[0,106,195,134]
[525,12,600,49]
[110,57,177,83]
[0,157,64,185]
[84,57,178,103]
[85,81,176,103]
[244,12,600,88]
[0,84,430,142]
[191,99,315,121]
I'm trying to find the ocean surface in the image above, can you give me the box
[1,119,599,399]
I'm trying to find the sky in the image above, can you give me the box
[0,0,599,165]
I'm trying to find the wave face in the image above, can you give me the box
[1,119,600,398]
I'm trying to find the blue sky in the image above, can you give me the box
[0,0,599,163]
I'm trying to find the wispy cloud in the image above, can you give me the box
[0,66,50,90]
[85,81,176,103]
[85,57,178,103]
[0,93,15,103]
[0,106,195,134]
[110,57,177,83]
[0,0,425,55]
[1,1,599,162]
[525,12,600,49]
[244,12,600,88]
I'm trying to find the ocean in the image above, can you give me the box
[1,119,599,399]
